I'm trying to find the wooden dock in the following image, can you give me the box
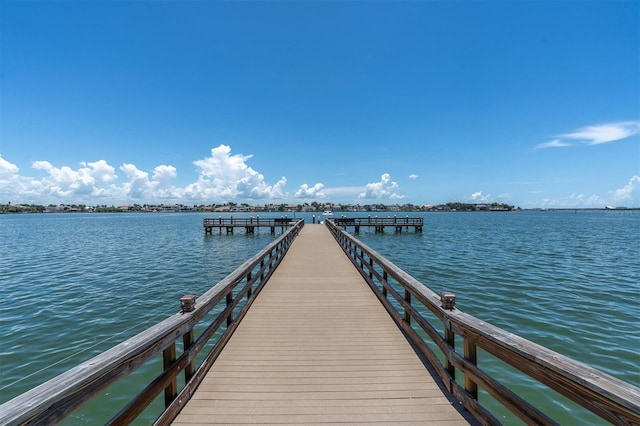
[172,224,473,425]
[204,217,300,234]
[332,216,423,233]
[3,220,638,425]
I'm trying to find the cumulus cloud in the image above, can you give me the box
[466,192,511,203]
[183,144,287,201]
[30,160,117,198]
[610,175,640,204]
[117,163,180,200]
[0,144,293,204]
[295,183,325,199]
[152,165,177,185]
[535,121,640,150]
[120,164,153,199]
[469,191,492,203]
[358,173,404,199]
[409,174,419,179]
[0,155,20,177]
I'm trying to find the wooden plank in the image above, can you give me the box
[172,224,474,425]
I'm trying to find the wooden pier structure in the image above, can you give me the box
[332,216,424,233]
[204,217,300,234]
[173,223,473,425]
[1,220,639,425]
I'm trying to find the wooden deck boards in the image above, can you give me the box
[172,224,472,425]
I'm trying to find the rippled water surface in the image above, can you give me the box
[1,211,638,424]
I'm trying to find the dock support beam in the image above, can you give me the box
[163,344,177,407]
[464,339,478,399]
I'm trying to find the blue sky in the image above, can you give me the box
[1,1,638,208]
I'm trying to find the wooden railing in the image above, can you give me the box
[0,219,304,425]
[203,217,300,234]
[333,216,424,226]
[326,219,640,426]
[203,217,298,227]
[332,216,423,232]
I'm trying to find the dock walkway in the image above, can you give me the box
[172,224,473,425]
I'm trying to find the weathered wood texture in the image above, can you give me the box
[172,224,475,425]
[326,219,640,426]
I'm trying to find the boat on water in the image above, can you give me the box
[322,210,333,218]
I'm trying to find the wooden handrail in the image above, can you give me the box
[0,219,304,425]
[325,219,640,425]
[333,216,424,225]
[203,217,298,226]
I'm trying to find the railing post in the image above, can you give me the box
[403,289,411,324]
[162,343,177,407]
[178,295,196,386]
[226,291,233,327]
[382,271,388,297]
[464,338,478,399]
[444,320,456,381]
[247,272,253,299]
[441,292,456,381]
[183,330,195,383]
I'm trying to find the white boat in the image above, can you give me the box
[322,210,333,218]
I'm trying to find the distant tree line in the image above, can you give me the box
[438,202,516,212]
[0,201,519,214]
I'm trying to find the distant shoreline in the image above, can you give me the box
[1,204,638,215]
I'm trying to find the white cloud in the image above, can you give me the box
[610,175,640,204]
[568,193,599,205]
[119,163,182,201]
[536,121,640,150]
[534,139,572,150]
[562,121,640,145]
[120,163,154,199]
[358,173,404,200]
[527,176,640,208]
[0,155,20,177]
[30,160,117,198]
[0,156,32,202]
[183,144,287,201]
[469,191,492,203]
[322,186,366,198]
[152,165,177,184]
[0,145,293,204]
[409,174,419,179]
[295,183,325,199]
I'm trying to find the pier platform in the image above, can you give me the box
[2,220,637,425]
[172,224,473,425]
[332,216,423,233]
[204,217,300,234]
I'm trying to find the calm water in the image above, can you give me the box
[1,211,638,424]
